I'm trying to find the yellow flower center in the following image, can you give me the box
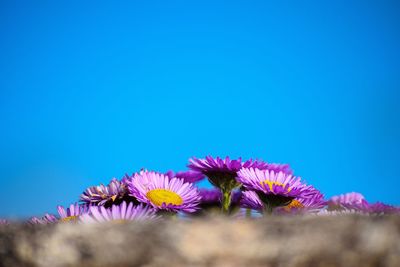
[284,200,304,211]
[146,189,183,207]
[60,216,78,222]
[261,180,291,193]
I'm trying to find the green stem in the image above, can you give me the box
[263,202,274,215]
[221,190,232,214]
[245,208,252,218]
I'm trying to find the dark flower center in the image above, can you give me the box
[205,171,241,192]
[256,191,294,210]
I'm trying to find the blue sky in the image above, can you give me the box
[0,1,399,218]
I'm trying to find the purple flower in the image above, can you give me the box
[57,203,89,223]
[29,204,86,225]
[127,171,201,213]
[189,156,292,191]
[29,214,58,225]
[327,192,365,210]
[342,199,399,215]
[80,178,134,207]
[165,170,205,183]
[367,202,400,214]
[276,188,326,214]
[237,168,314,211]
[79,202,157,223]
[238,168,312,199]
[241,187,326,214]
[0,219,9,225]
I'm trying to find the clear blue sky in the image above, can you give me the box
[1,1,399,218]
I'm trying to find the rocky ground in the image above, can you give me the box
[0,215,399,267]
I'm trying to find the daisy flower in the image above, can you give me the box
[241,187,325,215]
[327,192,365,211]
[29,214,58,225]
[29,204,85,225]
[342,199,399,215]
[57,203,89,223]
[366,202,400,214]
[237,168,313,213]
[189,156,289,213]
[188,156,290,191]
[80,178,136,207]
[277,189,326,214]
[127,171,201,213]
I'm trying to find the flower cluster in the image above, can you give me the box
[1,156,398,225]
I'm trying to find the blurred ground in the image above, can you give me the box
[0,215,399,267]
